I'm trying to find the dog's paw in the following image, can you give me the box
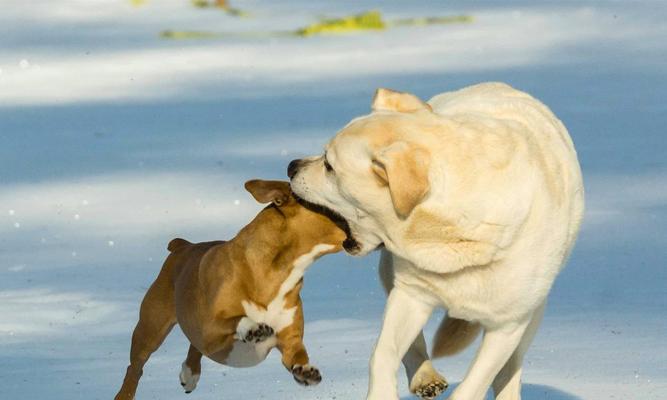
[410,361,448,399]
[415,380,447,399]
[242,323,274,343]
[179,362,200,394]
[291,364,322,386]
[235,317,275,343]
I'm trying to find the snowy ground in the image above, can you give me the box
[1,1,666,399]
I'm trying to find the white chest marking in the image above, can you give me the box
[242,244,334,334]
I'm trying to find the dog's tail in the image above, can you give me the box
[431,316,481,358]
[167,238,192,252]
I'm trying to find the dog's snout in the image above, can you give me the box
[287,159,302,179]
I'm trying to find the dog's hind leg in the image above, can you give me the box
[450,317,532,400]
[115,273,176,400]
[492,301,546,400]
[378,250,447,399]
[180,344,203,393]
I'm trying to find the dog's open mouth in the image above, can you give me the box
[292,193,362,254]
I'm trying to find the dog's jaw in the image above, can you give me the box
[290,192,359,250]
[342,236,362,255]
[342,225,385,256]
[290,175,382,256]
[290,193,387,257]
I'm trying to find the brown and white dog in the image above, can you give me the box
[114,179,345,400]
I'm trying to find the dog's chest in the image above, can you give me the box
[394,258,518,323]
[403,259,551,329]
[241,244,334,333]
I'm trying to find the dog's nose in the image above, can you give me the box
[287,159,301,179]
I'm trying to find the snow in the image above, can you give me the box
[1,1,666,399]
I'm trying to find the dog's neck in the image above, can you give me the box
[226,205,326,288]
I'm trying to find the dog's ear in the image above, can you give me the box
[372,141,430,218]
[244,180,291,206]
[372,88,432,113]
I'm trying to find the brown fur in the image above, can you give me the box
[114,180,344,400]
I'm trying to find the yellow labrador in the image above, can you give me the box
[288,83,584,400]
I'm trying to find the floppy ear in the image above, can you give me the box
[371,142,430,218]
[244,180,291,206]
[372,88,432,113]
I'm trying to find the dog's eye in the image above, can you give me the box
[324,159,334,173]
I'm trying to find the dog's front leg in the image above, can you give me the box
[379,250,448,399]
[276,299,322,387]
[367,286,434,400]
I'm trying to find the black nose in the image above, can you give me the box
[287,159,301,179]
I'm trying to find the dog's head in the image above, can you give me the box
[288,89,433,256]
[244,179,346,252]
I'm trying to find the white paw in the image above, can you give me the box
[234,317,275,343]
[179,362,200,393]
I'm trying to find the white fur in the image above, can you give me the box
[179,362,200,392]
[241,244,334,333]
[233,316,262,340]
[368,284,436,399]
[222,316,277,368]
[224,335,277,368]
[290,83,585,400]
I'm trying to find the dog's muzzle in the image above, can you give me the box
[288,158,372,256]
[287,159,302,179]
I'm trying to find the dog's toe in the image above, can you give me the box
[243,323,274,343]
[415,381,448,399]
[291,364,322,386]
[410,361,448,399]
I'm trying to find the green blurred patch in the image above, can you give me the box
[297,10,386,37]
[161,10,473,40]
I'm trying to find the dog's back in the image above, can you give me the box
[161,238,227,284]
[430,82,584,254]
